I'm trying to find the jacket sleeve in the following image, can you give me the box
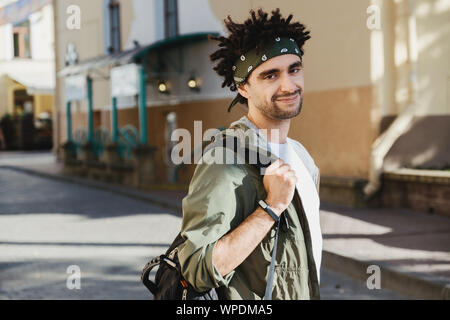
[177,150,251,292]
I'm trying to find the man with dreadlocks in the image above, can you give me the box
[177,8,322,300]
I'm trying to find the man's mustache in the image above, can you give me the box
[272,89,302,101]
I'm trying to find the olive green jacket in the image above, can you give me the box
[177,116,321,300]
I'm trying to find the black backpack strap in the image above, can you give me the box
[141,256,162,294]
[142,232,184,294]
[203,135,273,170]
[165,232,185,255]
[141,254,179,294]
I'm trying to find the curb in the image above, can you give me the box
[2,164,448,300]
[322,250,450,300]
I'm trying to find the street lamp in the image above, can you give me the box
[158,81,169,94]
[187,76,201,92]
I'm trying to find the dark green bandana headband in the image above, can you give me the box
[228,36,302,112]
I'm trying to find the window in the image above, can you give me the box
[164,0,178,38]
[13,21,31,58]
[13,89,34,115]
[108,0,121,54]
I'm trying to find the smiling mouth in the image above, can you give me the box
[276,94,299,103]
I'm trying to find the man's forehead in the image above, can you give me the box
[252,54,301,76]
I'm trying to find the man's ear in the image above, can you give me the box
[237,83,250,100]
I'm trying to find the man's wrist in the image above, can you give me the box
[264,198,284,216]
[265,198,284,216]
[258,200,279,222]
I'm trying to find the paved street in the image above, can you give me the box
[0,166,409,300]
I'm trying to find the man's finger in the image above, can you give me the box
[266,158,283,172]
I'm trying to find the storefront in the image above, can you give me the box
[57,32,242,186]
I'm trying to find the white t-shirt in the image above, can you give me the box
[268,138,323,282]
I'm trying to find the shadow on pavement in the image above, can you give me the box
[0,168,182,219]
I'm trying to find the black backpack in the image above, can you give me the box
[141,232,221,300]
[141,136,280,300]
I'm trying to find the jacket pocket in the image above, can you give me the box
[272,265,310,300]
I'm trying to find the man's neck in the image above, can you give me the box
[247,111,290,144]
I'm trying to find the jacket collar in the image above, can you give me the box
[229,116,270,153]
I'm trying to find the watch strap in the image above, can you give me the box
[258,200,280,223]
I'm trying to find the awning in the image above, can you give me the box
[7,71,55,95]
[57,46,143,77]
[57,32,219,78]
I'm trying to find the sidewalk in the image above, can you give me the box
[1,152,449,299]
[320,202,450,300]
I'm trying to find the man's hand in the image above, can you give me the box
[213,159,298,277]
[263,159,297,215]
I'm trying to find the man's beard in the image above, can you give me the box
[256,90,303,120]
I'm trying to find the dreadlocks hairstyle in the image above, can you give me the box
[209,8,311,107]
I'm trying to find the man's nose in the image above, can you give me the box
[279,73,299,93]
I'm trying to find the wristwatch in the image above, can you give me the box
[258,200,280,223]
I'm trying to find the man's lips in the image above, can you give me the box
[276,93,299,102]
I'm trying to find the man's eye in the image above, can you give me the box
[290,68,301,73]
[265,74,276,80]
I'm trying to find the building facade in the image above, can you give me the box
[0,0,55,120]
[53,0,450,208]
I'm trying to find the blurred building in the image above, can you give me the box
[0,0,54,119]
[53,0,238,186]
[0,0,55,150]
[53,0,450,213]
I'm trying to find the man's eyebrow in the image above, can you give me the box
[257,68,279,78]
[257,61,302,78]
